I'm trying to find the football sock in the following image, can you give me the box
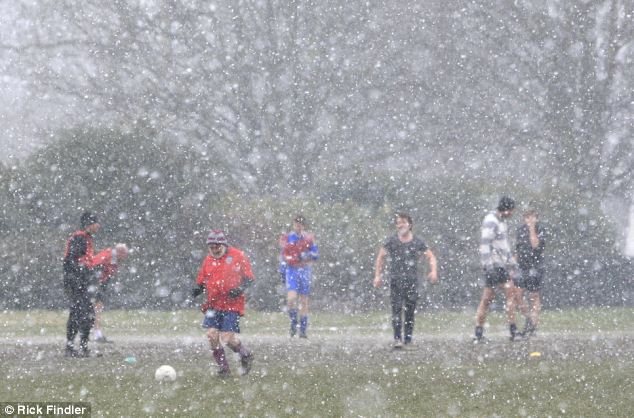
[94,329,103,339]
[289,309,298,331]
[212,347,229,372]
[300,315,308,335]
[510,323,517,337]
[475,326,483,339]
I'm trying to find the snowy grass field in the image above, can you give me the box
[1,308,633,417]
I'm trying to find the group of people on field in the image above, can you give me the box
[63,197,546,375]
[373,197,546,349]
[474,197,546,343]
[61,212,318,376]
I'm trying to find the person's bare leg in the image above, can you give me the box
[528,291,541,332]
[476,287,495,326]
[504,282,519,339]
[474,287,495,340]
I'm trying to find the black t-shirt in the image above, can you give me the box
[383,235,428,281]
[515,223,546,270]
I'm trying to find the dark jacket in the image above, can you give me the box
[515,224,546,270]
[63,230,95,292]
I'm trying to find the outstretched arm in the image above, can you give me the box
[424,249,438,283]
[307,241,319,261]
[228,253,255,298]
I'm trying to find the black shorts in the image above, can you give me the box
[390,279,419,304]
[519,267,543,292]
[94,282,109,304]
[484,267,510,288]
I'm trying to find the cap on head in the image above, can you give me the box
[206,229,227,245]
[80,212,99,229]
[497,196,516,212]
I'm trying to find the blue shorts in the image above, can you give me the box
[202,310,241,333]
[286,266,311,295]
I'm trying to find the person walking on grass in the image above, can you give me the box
[63,212,122,357]
[192,230,255,377]
[514,209,547,337]
[473,196,519,343]
[92,243,129,343]
[373,212,438,349]
[279,215,319,338]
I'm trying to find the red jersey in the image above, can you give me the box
[196,246,254,315]
[92,248,118,284]
[63,230,101,269]
[280,232,316,267]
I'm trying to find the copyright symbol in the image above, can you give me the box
[4,404,15,414]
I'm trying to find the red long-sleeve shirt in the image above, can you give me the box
[63,230,114,276]
[196,246,254,316]
[92,248,118,283]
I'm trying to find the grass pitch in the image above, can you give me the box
[1,308,633,417]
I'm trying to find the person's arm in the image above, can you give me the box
[424,249,438,284]
[479,220,496,270]
[373,247,387,288]
[307,239,319,261]
[514,228,522,261]
[536,226,546,254]
[278,234,288,248]
[192,261,207,298]
[528,224,539,249]
[92,248,115,267]
[228,253,255,298]
[77,242,99,269]
[227,276,253,298]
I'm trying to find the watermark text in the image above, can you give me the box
[1,402,90,417]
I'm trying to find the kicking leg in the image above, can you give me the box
[226,333,253,375]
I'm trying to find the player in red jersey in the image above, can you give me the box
[192,230,255,376]
[92,243,129,343]
[279,215,319,338]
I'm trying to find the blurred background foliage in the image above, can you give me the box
[0,127,631,311]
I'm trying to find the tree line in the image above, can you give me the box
[2,0,632,199]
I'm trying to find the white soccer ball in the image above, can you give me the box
[154,365,177,382]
